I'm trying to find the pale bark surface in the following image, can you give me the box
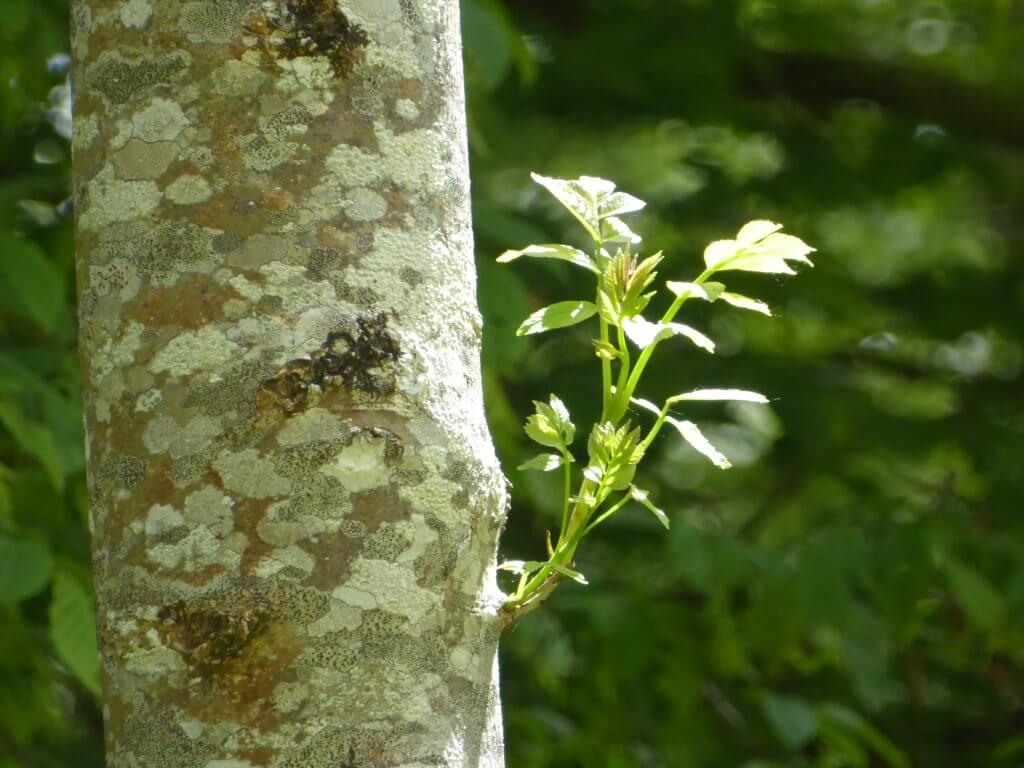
[71,1,507,765]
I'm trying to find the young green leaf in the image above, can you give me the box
[622,317,715,352]
[629,485,670,529]
[524,395,576,448]
[530,173,602,241]
[516,300,597,336]
[547,562,589,585]
[602,216,642,244]
[719,291,772,315]
[669,388,769,404]
[499,560,546,575]
[704,221,815,275]
[592,339,621,361]
[666,281,710,301]
[0,535,53,604]
[517,453,568,472]
[498,243,600,274]
[599,191,646,219]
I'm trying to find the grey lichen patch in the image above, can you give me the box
[91,220,220,287]
[179,0,253,44]
[237,134,298,172]
[259,314,401,414]
[258,103,313,140]
[87,50,190,105]
[143,415,223,458]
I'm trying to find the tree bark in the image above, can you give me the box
[71,1,507,766]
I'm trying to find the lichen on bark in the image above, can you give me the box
[72,1,507,765]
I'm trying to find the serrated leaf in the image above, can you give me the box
[50,572,101,695]
[599,191,646,219]
[737,220,783,245]
[622,317,715,352]
[517,453,566,472]
[497,243,599,274]
[0,236,65,335]
[531,173,601,241]
[548,562,588,585]
[602,216,642,244]
[516,300,597,336]
[630,485,670,529]
[719,291,772,315]
[666,417,732,469]
[524,413,562,448]
[669,389,769,404]
[704,223,815,275]
[0,535,53,604]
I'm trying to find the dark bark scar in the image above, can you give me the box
[260,313,401,414]
[246,0,369,78]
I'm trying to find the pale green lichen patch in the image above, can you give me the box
[338,558,440,622]
[113,139,179,180]
[132,97,189,142]
[211,56,266,96]
[320,436,391,492]
[119,0,153,28]
[212,448,291,498]
[276,408,351,445]
[149,327,240,378]
[79,167,161,231]
[143,415,223,458]
[344,187,388,221]
[148,525,242,571]
[184,486,235,536]
[166,175,213,205]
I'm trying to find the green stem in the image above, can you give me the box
[610,267,715,421]
[558,447,572,544]
[581,491,632,537]
[599,319,612,418]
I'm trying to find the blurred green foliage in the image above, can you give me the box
[2,1,1022,767]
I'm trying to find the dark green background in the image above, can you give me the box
[2,1,1023,766]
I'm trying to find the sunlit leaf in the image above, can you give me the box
[517,453,567,472]
[665,416,731,469]
[629,485,669,529]
[622,317,715,352]
[719,291,772,315]
[548,562,588,585]
[516,300,597,336]
[669,388,769,404]
[498,243,600,274]
[602,216,642,244]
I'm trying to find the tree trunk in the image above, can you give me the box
[71,1,507,765]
